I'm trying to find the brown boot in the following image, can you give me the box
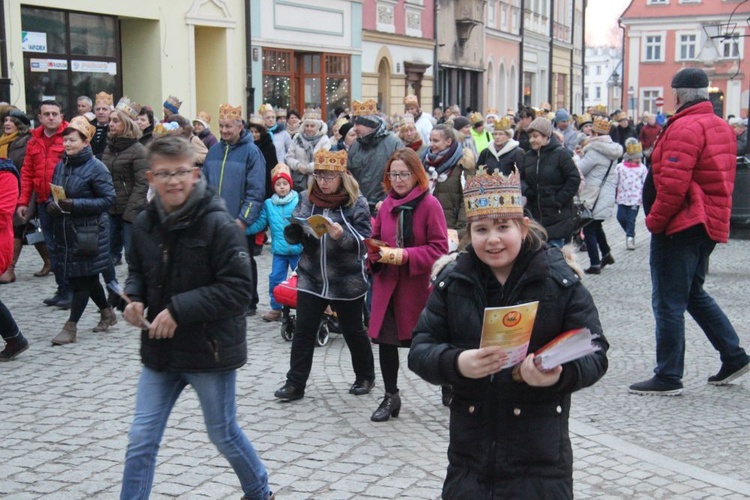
[93,308,117,332]
[52,321,77,345]
[34,243,52,277]
[0,239,22,284]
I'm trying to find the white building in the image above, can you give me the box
[584,46,620,111]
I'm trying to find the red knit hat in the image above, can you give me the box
[271,163,293,188]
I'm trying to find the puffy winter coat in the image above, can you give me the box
[285,131,331,192]
[348,131,403,211]
[203,130,266,226]
[427,145,476,238]
[521,136,581,240]
[477,139,525,175]
[368,187,448,342]
[50,147,115,279]
[471,127,492,154]
[198,128,218,150]
[638,123,662,151]
[0,161,19,274]
[644,100,737,243]
[284,191,371,300]
[409,245,608,499]
[8,133,30,174]
[19,122,69,205]
[246,191,302,256]
[577,136,623,220]
[126,183,253,372]
[270,126,292,164]
[101,137,149,222]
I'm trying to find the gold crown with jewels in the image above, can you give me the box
[314,149,348,172]
[115,97,141,120]
[219,103,243,121]
[463,166,524,222]
[351,99,378,117]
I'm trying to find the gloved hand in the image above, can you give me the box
[45,202,63,217]
[378,247,408,266]
[284,223,304,245]
[306,162,315,175]
[58,198,73,213]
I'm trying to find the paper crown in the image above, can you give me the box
[196,111,211,124]
[276,108,287,117]
[271,163,293,186]
[625,139,643,157]
[540,102,552,111]
[95,91,113,107]
[303,108,322,121]
[486,108,499,116]
[470,112,484,125]
[463,167,524,222]
[592,116,613,135]
[219,104,242,121]
[400,113,415,125]
[495,116,513,132]
[592,104,608,117]
[115,97,141,121]
[67,116,96,141]
[577,113,593,126]
[258,103,275,115]
[248,114,264,125]
[153,122,180,137]
[163,95,182,114]
[314,149,348,172]
[533,107,546,118]
[404,94,419,107]
[352,99,378,117]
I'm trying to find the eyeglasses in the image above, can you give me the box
[312,173,340,182]
[388,172,412,181]
[152,169,194,182]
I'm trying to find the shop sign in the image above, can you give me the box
[22,31,47,53]
[30,59,68,72]
[71,60,117,75]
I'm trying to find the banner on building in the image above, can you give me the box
[21,31,47,53]
[71,60,117,75]
[30,59,68,72]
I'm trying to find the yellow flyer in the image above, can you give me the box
[479,301,539,369]
[49,183,67,203]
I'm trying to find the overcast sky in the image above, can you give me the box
[585,0,632,47]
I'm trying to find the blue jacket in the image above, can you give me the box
[246,191,303,257]
[202,130,265,226]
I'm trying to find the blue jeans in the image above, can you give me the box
[121,367,270,500]
[583,220,611,267]
[268,254,300,310]
[617,204,639,238]
[39,204,68,290]
[109,213,132,264]
[650,226,749,384]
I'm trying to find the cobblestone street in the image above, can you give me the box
[1,217,749,499]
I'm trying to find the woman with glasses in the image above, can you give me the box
[274,149,375,403]
[367,148,448,421]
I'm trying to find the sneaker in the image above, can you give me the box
[601,253,615,268]
[626,237,635,250]
[708,360,750,385]
[584,266,601,275]
[628,376,683,396]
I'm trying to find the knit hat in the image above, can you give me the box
[671,68,709,89]
[452,116,471,131]
[554,109,570,123]
[624,138,643,161]
[163,95,182,114]
[526,117,553,138]
[338,122,353,139]
[271,163,293,188]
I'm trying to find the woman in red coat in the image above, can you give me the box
[367,148,448,421]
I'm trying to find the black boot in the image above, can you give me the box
[0,334,29,361]
[371,392,401,422]
[55,289,73,310]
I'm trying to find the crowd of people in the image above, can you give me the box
[0,66,748,499]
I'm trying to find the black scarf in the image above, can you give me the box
[394,190,427,248]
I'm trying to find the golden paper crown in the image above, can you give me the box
[271,162,292,179]
[625,140,643,157]
[470,112,484,125]
[463,167,524,222]
[95,91,113,107]
[577,113,593,126]
[352,99,378,117]
[276,108,287,117]
[218,104,242,121]
[592,116,613,135]
[67,116,96,141]
[314,149,348,172]
[404,94,419,107]
[533,107,546,118]
[153,122,180,137]
[540,102,552,112]
[486,108,499,116]
[197,111,211,124]
[303,108,322,121]
[115,97,141,121]
[163,95,182,113]
[401,113,415,125]
[248,114,264,125]
[258,103,275,115]
[495,116,513,131]
[592,104,608,117]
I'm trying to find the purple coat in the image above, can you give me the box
[369,186,449,342]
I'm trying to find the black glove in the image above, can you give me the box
[45,202,63,217]
[58,199,73,213]
[284,223,304,245]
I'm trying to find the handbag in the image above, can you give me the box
[24,218,45,245]
[72,220,100,257]
[572,160,615,232]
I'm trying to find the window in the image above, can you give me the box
[678,34,697,60]
[584,87,589,99]
[489,1,495,25]
[596,65,601,76]
[720,35,741,59]
[501,5,508,28]
[595,86,601,99]
[584,66,588,76]
[642,89,660,114]
[645,35,663,61]
[647,0,668,4]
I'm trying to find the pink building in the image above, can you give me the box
[485,0,522,114]
[620,0,750,118]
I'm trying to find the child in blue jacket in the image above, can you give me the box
[246,163,302,321]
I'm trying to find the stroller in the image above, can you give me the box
[272,274,340,347]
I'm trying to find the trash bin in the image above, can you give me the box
[730,157,750,239]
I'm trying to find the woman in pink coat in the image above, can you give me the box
[367,148,448,422]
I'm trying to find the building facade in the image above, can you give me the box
[620,0,750,119]
[484,0,521,114]
[520,0,551,109]
[360,0,435,116]
[584,46,621,110]
[8,0,249,119]
[250,0,361,122]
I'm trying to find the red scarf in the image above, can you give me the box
[406,139,423,152]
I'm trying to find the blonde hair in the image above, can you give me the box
[110,109,143,140]
[307,171,362,207]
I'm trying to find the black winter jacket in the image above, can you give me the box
[409,245,608,499]
[101,136,149,222]
[50,147,115,279]
[521,137,581,240]
[477,139,525,176]
[254,132,278,200]
[125,185,253,372]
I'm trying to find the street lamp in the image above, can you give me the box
[628,86,635,116]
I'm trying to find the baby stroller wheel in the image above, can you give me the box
[315,319,330,347]
[280,314,295,341]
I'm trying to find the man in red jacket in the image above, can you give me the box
[629,68,750,396]
[15,100,71,308]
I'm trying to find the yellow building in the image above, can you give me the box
[6,0,248,119]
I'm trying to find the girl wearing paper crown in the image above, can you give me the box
[274,149,375,403]
[409,167,608,499]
